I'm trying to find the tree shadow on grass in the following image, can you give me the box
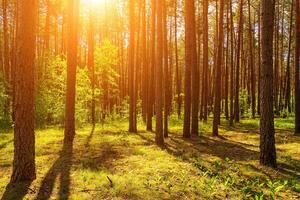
[0,139,13,150]
[1,181,34,200]
[164,133,260,162]
[35,140,73,200]
[84,125,95,148]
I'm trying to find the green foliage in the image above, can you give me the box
[35,39,121,127]
[36,56,66,126]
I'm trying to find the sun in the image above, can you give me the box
[82,0,106,5]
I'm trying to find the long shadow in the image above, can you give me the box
[165,133,260,161]
[1,181,34,200]
[85,125,95,148]
[0,139,13,150]
[35,139,73,200]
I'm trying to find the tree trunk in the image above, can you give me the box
[213,0,224,136]
[295,0,300,134]
[11,0,37,183]
[64,0,79,142]
[183,0,196,138]
[202,0,208,122]
[129,0,137,133]
[235,0,244,122]
[147,0,156,131]
[155,0,164,145]
[190,0,199,136]
[260,0,277,167]
[285,0,293,113]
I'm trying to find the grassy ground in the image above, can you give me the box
[0,117,300,199]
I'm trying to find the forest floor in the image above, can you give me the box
[0,117,300,200]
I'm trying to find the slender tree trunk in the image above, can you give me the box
[163,0,169,138]
[213,0,224,136]
[257,4,261,115]
[155,0,164,145]
[190,0,199,136]
[260,0,277,167]
[174,0,182,119]
[285,0,293,113]
[202,0,208,122]
[295,0,300,134]
[11,0,37,183]
[64,0,79,142]
[229,0,235,126]
[248,0,255,118]
[183,0,197,138]
[235,0,244,122]
[129,0,137,133]
[147,0,156,131]
[141,0,148,122]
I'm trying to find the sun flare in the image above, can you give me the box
[82,0,106,5]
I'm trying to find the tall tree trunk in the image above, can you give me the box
[129,0,137,133]
[285,0,293,113]
[147,0,156,131]
[155,0,164,145]
[141,0,148,122]
[257,4,261,115]
[248,0,255,118]
[213,0,224,136]
[64,0,79,142]
[229,0,235,126]
[163,0,169,138]
[295,0,300,134]
[202,0,209,122]
[260,0,277,167]
[174,0,182,119]
[11,0,37,183]
[235,0,244,122]
[190,0,199,136]
[183,0,197,138]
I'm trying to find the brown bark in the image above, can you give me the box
[190,0,199,136]
[260,0,277,167]
[147,0,156,131]
[183,0,196,138]
[235,0,244,122]
[64,0,79,142]
[129,0,137,133]
[248,0,255,118]
[285,0,293,113]
[11,0,37,183]
[213,0,224,136]
[155,0,164,145]
[295,0,300,134]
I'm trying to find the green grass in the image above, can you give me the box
[0,117,300,199]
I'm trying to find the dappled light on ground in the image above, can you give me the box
[0,118,299,199]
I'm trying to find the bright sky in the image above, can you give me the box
[82,0,106,5]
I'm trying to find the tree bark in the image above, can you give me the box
[155,0,164,145]
[11,0,37,183]
[64,0,79,142]
[295,0,300,134]
[260,0,277,167]
[183,0,196,138]
[213,0,224,136]
[129,0,137,133]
